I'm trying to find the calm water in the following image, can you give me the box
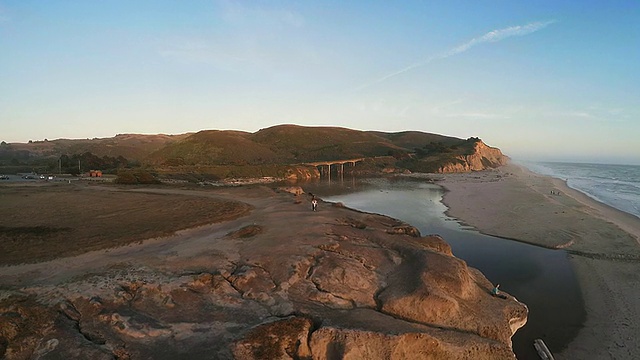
[303,176,584,360]
[523,161,640,219]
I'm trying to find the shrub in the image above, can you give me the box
[115,170,160,184]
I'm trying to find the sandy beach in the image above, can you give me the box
[438,163,640,359]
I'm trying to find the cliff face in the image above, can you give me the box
[0,187,527,360]
[437,140,508,173]
[285,166,320,180]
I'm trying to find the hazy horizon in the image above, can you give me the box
[1,1,638,165]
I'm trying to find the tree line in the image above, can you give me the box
[0,150,137,175]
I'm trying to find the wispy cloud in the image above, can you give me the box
[429,98,514,120]
[160,2,308,70]
[354,20,556,91]
[217,0,304,28]
[554,106,631,123]
[430,99,464,113]
[0,5,10,24]
[563,111,594,119]
[158,39,255,67]
[446,20,556,56]
[444,112,510,120]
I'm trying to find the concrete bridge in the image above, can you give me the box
[303,158,365,179]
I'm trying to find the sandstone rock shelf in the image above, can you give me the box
[0,185,527,359]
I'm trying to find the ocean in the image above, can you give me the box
[521,161,640,219]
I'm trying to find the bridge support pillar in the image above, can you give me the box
[308,158,364,180]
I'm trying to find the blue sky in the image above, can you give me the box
[1,1,638,164]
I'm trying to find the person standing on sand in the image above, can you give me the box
[311,196,318,211]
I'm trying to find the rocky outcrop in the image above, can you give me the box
[0,187,526,359]
[309,326,517,360]
[438,140,508,173]
[285,166,320,180]
[277,186,305,196]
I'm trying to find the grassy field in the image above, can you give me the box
[0,183,251,265]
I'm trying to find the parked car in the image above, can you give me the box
[0,175,9,180]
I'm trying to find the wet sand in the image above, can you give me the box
[438,163,640,359]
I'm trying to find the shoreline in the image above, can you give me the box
[521,162,640,222]
[437,163,640,359]
[438,163,640,255]
[548,176,640,243]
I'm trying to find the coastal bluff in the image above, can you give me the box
[435,140,508,173]
[0,185,526,359]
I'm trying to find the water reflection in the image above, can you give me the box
[302,176,584,360]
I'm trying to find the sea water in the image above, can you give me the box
[521,161,640,219]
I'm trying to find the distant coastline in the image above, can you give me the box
[519,160,640,220]
[438,163,640,359]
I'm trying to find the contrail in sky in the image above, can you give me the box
[354,20,556,92]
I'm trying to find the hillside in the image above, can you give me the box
[1,125,508,179]
[145,125,409,167]
[3,134,187,161]
[0,134,188,174]
[368,131,462,150]
[145,130,279,166]
[250,125,404,162]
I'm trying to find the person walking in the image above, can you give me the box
[311,196,318,212]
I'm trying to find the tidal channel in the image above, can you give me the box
[301,176,585,360]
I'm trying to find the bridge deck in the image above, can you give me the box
[303,158,365,167]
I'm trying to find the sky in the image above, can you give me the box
[1,1,639,165]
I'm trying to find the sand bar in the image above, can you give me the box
[438,163,640,359]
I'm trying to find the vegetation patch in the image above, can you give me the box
[226,225,263,239]
[0,186,252,265]
[115,170,161,184]
[0,225,72,236]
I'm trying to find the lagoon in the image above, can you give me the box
[303,176,584,360]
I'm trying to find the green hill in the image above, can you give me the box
[369,131,462,151]
[146,130,279,166]
[1,125,507,179]
[249,124,404,162]
[5,134,188,162]
[0,134,187,174]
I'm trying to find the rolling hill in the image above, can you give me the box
[1,125,507,178]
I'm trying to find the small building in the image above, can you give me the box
[89,170,103,177]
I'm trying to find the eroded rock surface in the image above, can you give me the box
[437,140,508,173]
[0,186,527,359]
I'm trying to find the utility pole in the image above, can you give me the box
[59,157,61,174]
